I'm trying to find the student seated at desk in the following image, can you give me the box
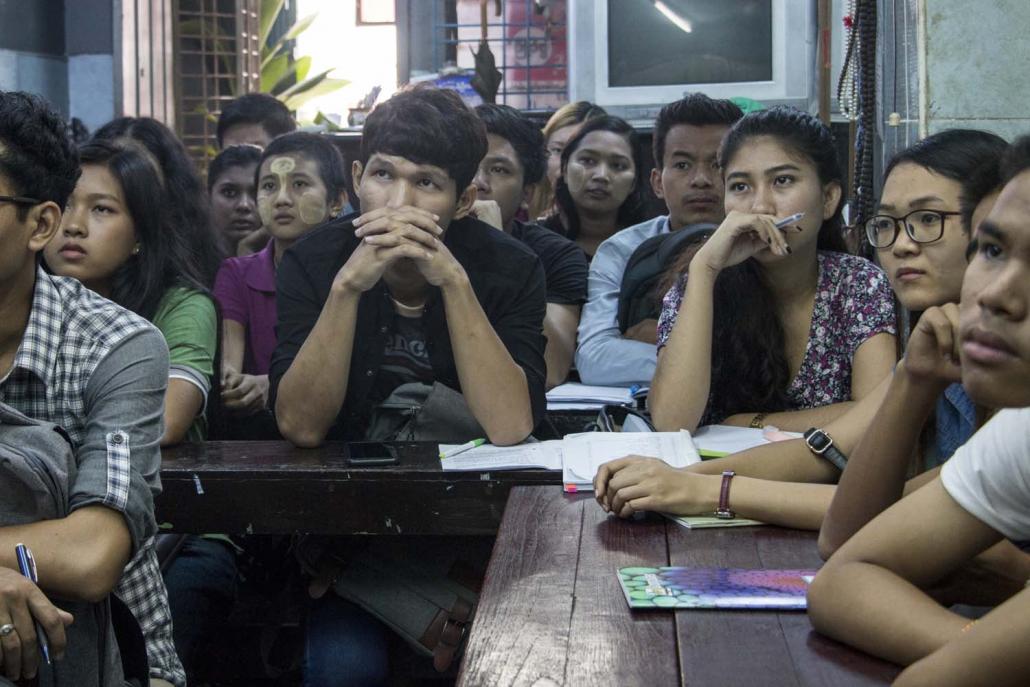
[0,91,184,686]
[208,144,265,256]
[538,115,649,260]
[808,139,1030,686]
[527,100,606,220]
[575,94,743,386]
[594,129,1007,532]
[43,137,221,684]
[270,84,547,685]
[216,92,296,150]
[648,106,897,434]
[270,85,546,447]
[473,104,589,388]
[213,133,348,437]
[45,138,218,446]
[94,117,224,292]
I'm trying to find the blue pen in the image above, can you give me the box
[628,384,640,395]
[15,543,51,665]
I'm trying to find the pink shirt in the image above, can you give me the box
[213,241,277,375]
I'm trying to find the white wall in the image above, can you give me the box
[294,0,398,123]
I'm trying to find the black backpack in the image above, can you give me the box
[617,223,716,333]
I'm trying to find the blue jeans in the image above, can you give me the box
[162,535,238,676]
[304,594,389,687]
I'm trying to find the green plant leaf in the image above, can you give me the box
[282,78,349,111]
[276,68,333,99]
[293,56,312,83]
[262,13,318,69]
[283,13,318,42]
[313,111,346,132]
[261,53,290,92]
[259,0,286,46]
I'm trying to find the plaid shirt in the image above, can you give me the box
[0,268,185,686]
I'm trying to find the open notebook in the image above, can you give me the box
[618,567,817,610]
[561,431,699,492]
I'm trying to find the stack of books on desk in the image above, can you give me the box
[439,430,700,494]
[544,382,636,411]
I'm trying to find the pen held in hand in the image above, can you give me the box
[15,543,52,665]
[774,212,805,231]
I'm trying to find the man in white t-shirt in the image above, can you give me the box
[808,135,1030,687]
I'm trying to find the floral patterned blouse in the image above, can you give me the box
[656,251,896,423]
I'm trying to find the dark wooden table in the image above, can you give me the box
[157,441,559,536]
[459,486,900,686]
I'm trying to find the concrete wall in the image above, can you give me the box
[66,0,115,131]
[0,0,115,132]
[0,0,68,113]
[923,0,1030,140]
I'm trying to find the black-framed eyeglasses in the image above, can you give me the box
[865,209,962,249]
[0,194,42,207]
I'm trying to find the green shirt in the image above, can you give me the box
[152,286,216,442]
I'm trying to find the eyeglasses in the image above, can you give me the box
[0,194,41,207]
[865,209,962,249]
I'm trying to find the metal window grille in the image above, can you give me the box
[433,0,568,110]
[173,0,261,166]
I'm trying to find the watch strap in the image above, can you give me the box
[804,428,848,471]
[715,470,736,519]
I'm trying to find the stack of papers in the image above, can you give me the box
[545,383,634,411]
[438,441,564,471]
[691,425,801,458]
[439,431,699,491]
[664,514,765,529]
[561,431,699,491]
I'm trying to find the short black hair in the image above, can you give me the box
[207,144,262,192]
[475,103,546,186]
[960,159,1003,233]
[652,93,743,168]
[360,85,487,196]
[0,91,80,217]
[216,93,296,148]
[258,132,348,202]
[999,134,1030,185]
[884,129,1008,185]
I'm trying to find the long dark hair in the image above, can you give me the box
[551,115,648,240]
[93,117,223,286]
[76,140,210,321]
[667,107,847,421]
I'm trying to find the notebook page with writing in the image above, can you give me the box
[562,431,699,491]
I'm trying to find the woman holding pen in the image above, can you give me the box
[649,106,898,434]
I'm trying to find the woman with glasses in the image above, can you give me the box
[594,128,1008,531]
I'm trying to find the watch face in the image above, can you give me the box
[807,431,831,452]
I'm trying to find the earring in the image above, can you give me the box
[132,244,141,256]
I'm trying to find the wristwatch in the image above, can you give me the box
[715,470,736,519]
[803,428,848,471]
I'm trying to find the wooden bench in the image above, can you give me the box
[459,485,901,686]
[157,441,560,536]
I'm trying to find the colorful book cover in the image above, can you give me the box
[618,567,818,610]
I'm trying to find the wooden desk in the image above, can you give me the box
[459,486,900,686]
[157,441,559,536]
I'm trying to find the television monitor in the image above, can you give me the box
[568,0,817,120]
